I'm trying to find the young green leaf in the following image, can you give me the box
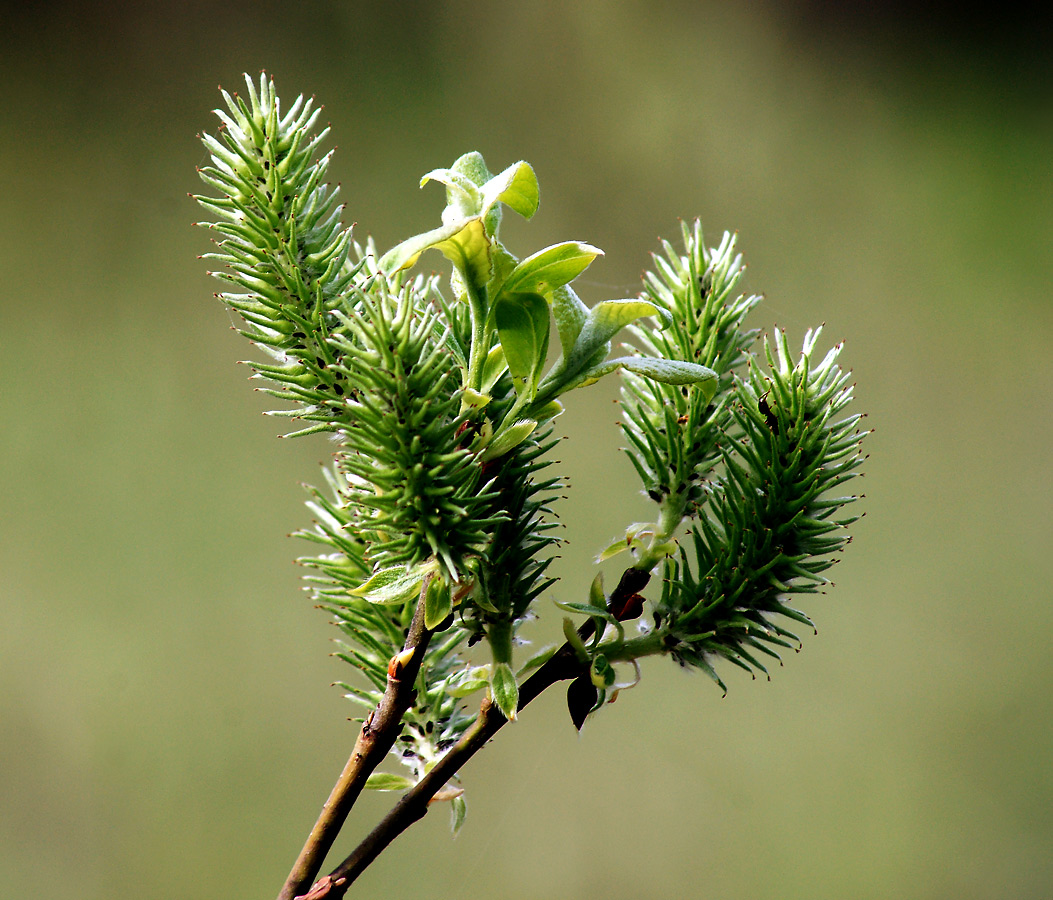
[490,662,520,721]
[579,356,718,400]
[597,523,655,562]
[550,285,590,358]
[419,167,482,220]
[449,150,493,188]
[378,219,465,274]
[499,242,603,297]
[615,356,717,390]
[569,299,671,369]
[562,616,590,661]
[365,773,416,792]
[480,344,508,394]
[480,160,540,221]
[494,292,550,396]
[530,399,564,422]
[590,654,616,689]
[436,218,491,288]
[378,217,491,290]
[446,669,491,698]
[538,298,671,399]
[478,418,538,462]
[516,644,559,676]
[588,571,606,608]
[423,578,454,630]
[597,538,632,562]
[461,387,492,411]
[351,562,434,605]
[450,794,468,835]
[555,600,615,619]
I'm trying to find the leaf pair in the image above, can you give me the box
[489,240,605,404]
[378,155,540,287]
[377,150,719,466]
[493,244,718,411]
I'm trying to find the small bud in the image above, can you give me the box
[610,592,645,621]
[567,674,598,731]
[387,648,415,679]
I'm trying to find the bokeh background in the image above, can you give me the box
[2,2,1051,898]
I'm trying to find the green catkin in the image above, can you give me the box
[652,328,866,693]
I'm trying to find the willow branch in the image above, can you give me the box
[295,566,652,900]
[278,584,435,900]
[321,635,588,898]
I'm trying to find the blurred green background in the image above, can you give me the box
[2,2,1051,898]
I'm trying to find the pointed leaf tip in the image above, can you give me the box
[351,562,432,604]
[500,241,603,296]
[491,662,520,721]
[481,160,539,220]
[450,794,468,835]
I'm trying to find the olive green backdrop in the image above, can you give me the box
[2,2,1050,898]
